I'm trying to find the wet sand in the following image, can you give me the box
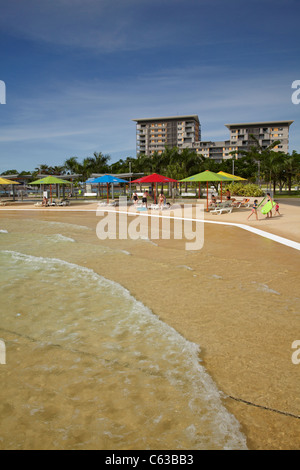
[1,198,300,450]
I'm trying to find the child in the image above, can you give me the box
[247,199,259,221]
[159,192,165,209]
[274,201,280,216]
[132,191,139,206]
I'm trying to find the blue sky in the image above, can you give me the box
[0,0,299,173]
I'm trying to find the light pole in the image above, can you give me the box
[129,161,132,198]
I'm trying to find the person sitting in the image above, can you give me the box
[42,196,48,207]
[209,194,217,207]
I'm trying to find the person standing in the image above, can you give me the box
[159,191,165,209]
[274,201,280,216]
[247,199,259,221]
[142,190,148,208]
[266,192,273,218]
[132,191,139,206]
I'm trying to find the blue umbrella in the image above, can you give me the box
[87,174,128,202]
[90,175,128,184]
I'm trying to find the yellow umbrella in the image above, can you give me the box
[218,171,247,181]
[0,177,20,185]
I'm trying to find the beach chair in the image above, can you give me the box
[210,201,233,215]
[239,198,251,207]
[211,206,233,215]
[57,198,70,206]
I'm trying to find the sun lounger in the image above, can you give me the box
[210,201,233,215]
[56,198,70,206]
[239,198,251,207]
[211,206,233,215]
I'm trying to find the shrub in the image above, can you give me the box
[221,182,264,197]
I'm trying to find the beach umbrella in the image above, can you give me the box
[131,173,178,203]
[180,170,232,211]
[29,176,72,185]
[0,177,20,201]
[131,173,178,184]
[88,174,128,203]
[0,177,20,185]
[218,171,247,181]
[29,176,71,203]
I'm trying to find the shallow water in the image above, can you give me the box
[0,217,248,450]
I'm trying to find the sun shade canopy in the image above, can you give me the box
[29,176,72,185]
[0,177,20,185]
[218,171,247,181]
[131,173,178,184]
[180,170,232,183]
[88,175,128,184]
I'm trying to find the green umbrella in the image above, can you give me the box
[29,176,71,185]
[29,176,71,203]
[180,170,233,211]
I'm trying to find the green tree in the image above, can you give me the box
[235,135,282,187]
[283,151,300,193]
[91,152,111,174]
[64,157,80,175]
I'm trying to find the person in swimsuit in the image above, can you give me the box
[159,192,165,209]
[132,192,139,205]
[247,199,259,221]
[274,201,280,216]
[209,194,217,207]
[142,191,148,208]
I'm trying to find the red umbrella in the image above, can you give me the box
[131,173,177,204]
[131,173,177,184]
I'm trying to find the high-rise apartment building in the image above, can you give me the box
[225,120,293,153]
[132,115,201,156]
[192,120,293,162]
[133,116,294,161]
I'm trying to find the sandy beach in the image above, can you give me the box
[0,197,299,450]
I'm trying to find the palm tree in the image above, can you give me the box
[238,135,282,187]
[91,152,111,174]
[64,157,80,175]
[35,164,52,175]
[284,151,300,193]
[52,166,65,175]
[264,151,284,194]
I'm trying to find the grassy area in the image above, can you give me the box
[274,191,300,198]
